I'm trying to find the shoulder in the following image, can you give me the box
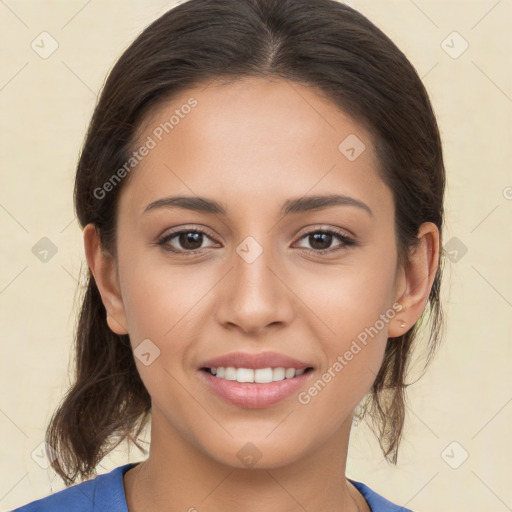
[349,479,415,512]
[10,463,136,512]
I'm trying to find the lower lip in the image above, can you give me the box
[199,369,312,409]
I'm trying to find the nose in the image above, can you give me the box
[215,238,295,336]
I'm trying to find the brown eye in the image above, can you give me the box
[296,229,355,254]
[158,228,218,254]
[307,232,334,251]
[176,231,204,250]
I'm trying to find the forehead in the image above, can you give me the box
[122,77,392,219]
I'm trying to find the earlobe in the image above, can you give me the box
[388,222,440,338]
[106,313,129,335]
[83,223,129,335]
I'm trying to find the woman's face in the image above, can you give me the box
[108,77,407,468]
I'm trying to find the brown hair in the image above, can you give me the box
[46,0,445,485]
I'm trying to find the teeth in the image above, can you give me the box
[237,368,254,382]
[209,366,306,383]
[272,367,285,381]
[224,367,237,380]
[285,368,295,379]
[254,368,273,383]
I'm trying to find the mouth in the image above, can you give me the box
[198,367,314,408]
[201,366,314,383]
[197,352,315,409]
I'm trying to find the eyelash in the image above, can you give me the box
[156,226,356,256]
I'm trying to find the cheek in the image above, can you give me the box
[117,245,208,342]
[294,250,398,402]
[295,251,398,342]
[116,253,207,414]
[295,273,396,431]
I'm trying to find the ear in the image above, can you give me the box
[83,223,129,335]
[388,222,440,337]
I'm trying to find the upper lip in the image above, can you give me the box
[200,351,312,370]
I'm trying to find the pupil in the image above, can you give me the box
[180,232,202,250]
[310,233,331,250]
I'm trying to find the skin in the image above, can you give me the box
[84,77,439,512]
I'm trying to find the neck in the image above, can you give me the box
[124,408,367,512]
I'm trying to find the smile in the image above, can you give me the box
[198,367,315,408]
[204,366,309,383]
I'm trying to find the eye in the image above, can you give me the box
[295,229,356,254]
[157,228,219,254]
[156,227,356,255]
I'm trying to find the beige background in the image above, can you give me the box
[1,0,511,510]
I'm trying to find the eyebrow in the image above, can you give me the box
[144,194,373,217]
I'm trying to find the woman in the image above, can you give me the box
[12,0,444,510]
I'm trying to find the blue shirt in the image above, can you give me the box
[11,463,413,511]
